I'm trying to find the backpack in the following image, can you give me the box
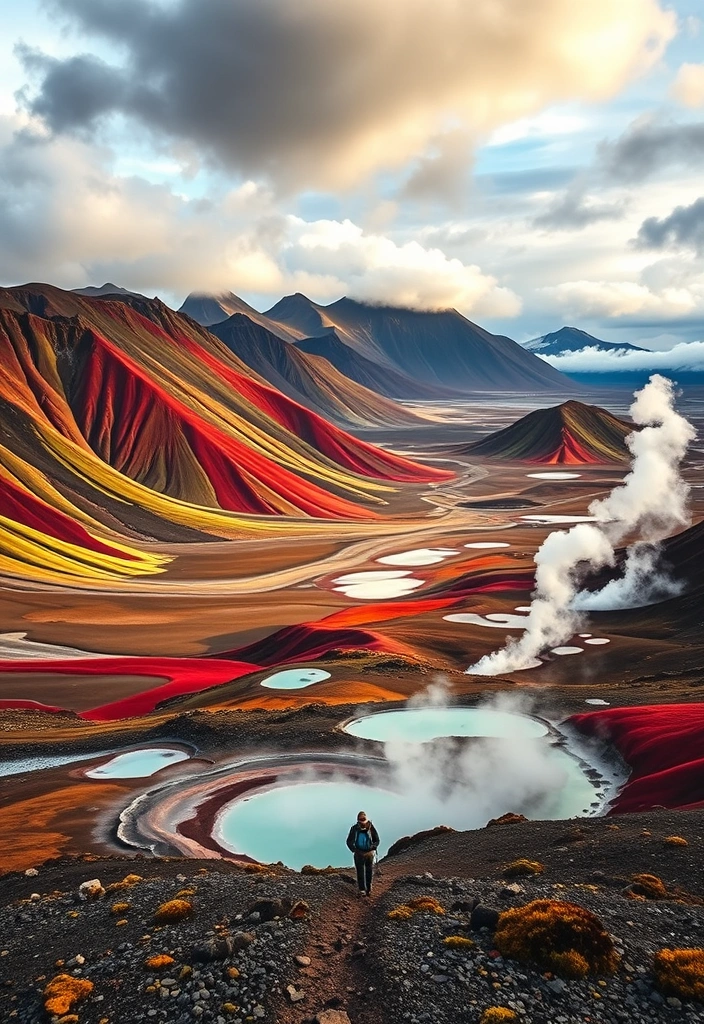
[355,825,373,852]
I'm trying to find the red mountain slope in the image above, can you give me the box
[463,401,632,464]
[570,704,704,812]
[0,286,452,523]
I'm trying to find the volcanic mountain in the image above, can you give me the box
[294,329,451,400]
[179,291,301,343]
[208,314,422,427]
[523,326,647,357]
[265,294,572,391]
[0,284,451,582]
[463,400,632,464]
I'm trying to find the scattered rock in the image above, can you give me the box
[470,905,500,932]
[295,954,312,967]
[191,932,254,962]
[78,879,104,901]
[286,984,306,1003]
[316,1010,352,1024]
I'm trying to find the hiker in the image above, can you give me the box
[346,810,379,896]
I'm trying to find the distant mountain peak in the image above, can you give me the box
[524,325,646,356]
[72,283,144,298]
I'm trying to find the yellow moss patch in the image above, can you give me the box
[502,859,544,878]
[111,902,131,915]
[145,955,175,971]
[106,873,144,894]
[653,948,704,1001]
[406,896,445,915]
[43,974,94,1016]
[664,836,689,847]
[388,905,415,921]
[226,967,240,979]
[495,900,617,978]
[223,1004,240,1015]
[153,899,194,923]
[388,896,445,921]
[481,1009,518,1023]
[175,888,196,898]
[630,873,667,899]
[443,936,475,950]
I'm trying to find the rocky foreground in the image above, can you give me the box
[1,810,703,1024]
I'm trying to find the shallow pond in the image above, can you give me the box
[85,747,190,779]
[377,548,458,567]
[260,668,331,690]
[332,570,423,600]
[343,706,548,742]
[521,515,596,524]
[444,612,529,630]
[464,541,510,549]
[527,472,582,480]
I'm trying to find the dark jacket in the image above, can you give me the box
[346,821,379,855]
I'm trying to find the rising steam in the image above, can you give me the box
[467,375,695,676]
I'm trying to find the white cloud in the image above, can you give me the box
[290,219,520,315]
[670,63,704,108]
[0,115,518,315]
[21,0,676,191]
[542,276,704,319]
[540,341,704,373]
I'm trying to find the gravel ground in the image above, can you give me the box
[371,875,704,1024]
[0,865,349,1024]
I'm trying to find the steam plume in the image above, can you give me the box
[467,375,695,676]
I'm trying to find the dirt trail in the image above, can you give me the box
[274,863,398,1024]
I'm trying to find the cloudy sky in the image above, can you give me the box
[1,0,704,347]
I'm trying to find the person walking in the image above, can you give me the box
[346,810,379,897]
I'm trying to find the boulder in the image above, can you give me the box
[78,879,104,901]
[470,904,500,932]
[191,932,254,962]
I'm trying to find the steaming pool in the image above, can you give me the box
[118,708,617,870]
[198,708,609,868]
[343,706,548,742]
[213,745,600,869]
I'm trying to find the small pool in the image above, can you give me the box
[378,548,458,566]
[464,541,511,549]
[332,570,424,600]
[343,707,548,742]
[444,612,529,630]
[527,472,582,480]
[551,646,584,656]
[521,515,596,525]
[261,668,331,690]
[85,748,190,779]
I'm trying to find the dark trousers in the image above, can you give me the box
[354,852,374,892]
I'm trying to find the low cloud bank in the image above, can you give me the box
[540,341,704,374]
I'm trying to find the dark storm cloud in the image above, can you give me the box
[533,186,626,230]
[15,0,674,190]
[17,48,127,133]
[634,196,704,255]
[601,118,704,181]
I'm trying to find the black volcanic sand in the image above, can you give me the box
[2,810,704,1024]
